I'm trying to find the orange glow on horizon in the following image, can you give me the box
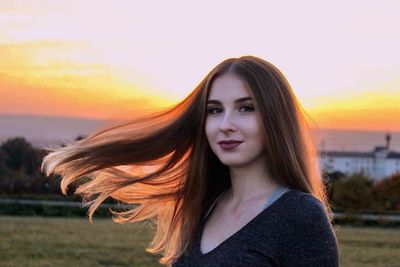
[0,74,175,120]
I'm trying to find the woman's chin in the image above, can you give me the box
[219,158,249,168]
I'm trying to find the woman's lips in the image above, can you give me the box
[218,141,243,150]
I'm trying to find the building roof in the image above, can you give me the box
[319,150,400,159]
[388,152,400,159]
[319,151,374,158]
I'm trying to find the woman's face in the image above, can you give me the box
[205,73,266,167]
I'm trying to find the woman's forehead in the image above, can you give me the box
[208,74,252,100]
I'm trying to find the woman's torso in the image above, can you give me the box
[172,187,339,266]
[172,186,294,266]
[200,186,291,255]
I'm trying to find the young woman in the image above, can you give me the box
[42,55,339,266]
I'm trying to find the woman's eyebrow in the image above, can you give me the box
[207,97,253,105]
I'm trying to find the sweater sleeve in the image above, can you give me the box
[279,194,340,267]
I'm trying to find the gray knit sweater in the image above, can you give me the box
[172,188,339,266]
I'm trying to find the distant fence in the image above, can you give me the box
[0,198,135,209]
[334,212,400,222]
[2,198,400,223]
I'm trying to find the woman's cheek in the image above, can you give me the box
[204,120,214,143]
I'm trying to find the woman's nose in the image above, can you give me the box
[219,112,237,132]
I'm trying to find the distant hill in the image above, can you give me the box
[0,114,104,148]
[0,114,399,152]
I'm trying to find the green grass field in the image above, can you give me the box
[335,224,400,267]
[0,215,399,267]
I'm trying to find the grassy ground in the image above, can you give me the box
[336,225,400,267]
[0,216,399,267]
[0,216,160,267]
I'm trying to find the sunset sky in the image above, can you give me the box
[0,0,399,131]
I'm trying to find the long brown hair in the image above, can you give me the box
[41,55,331,265]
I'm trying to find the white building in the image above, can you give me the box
[319,133,400,182]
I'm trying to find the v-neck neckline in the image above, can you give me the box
[198,188,293,256]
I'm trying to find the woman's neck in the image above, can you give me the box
[226,157,281,207]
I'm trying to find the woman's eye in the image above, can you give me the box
[239,105,254,112]
[207,107,222,114]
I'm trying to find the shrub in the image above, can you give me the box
[331,172,374,211]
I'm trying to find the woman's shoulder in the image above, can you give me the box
[282,188,324,209]
[277,189,339,266]
[277,188,329,224]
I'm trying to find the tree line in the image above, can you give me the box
[326,171,400,213]
[0,137,61,195]
[0,137,399,213]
